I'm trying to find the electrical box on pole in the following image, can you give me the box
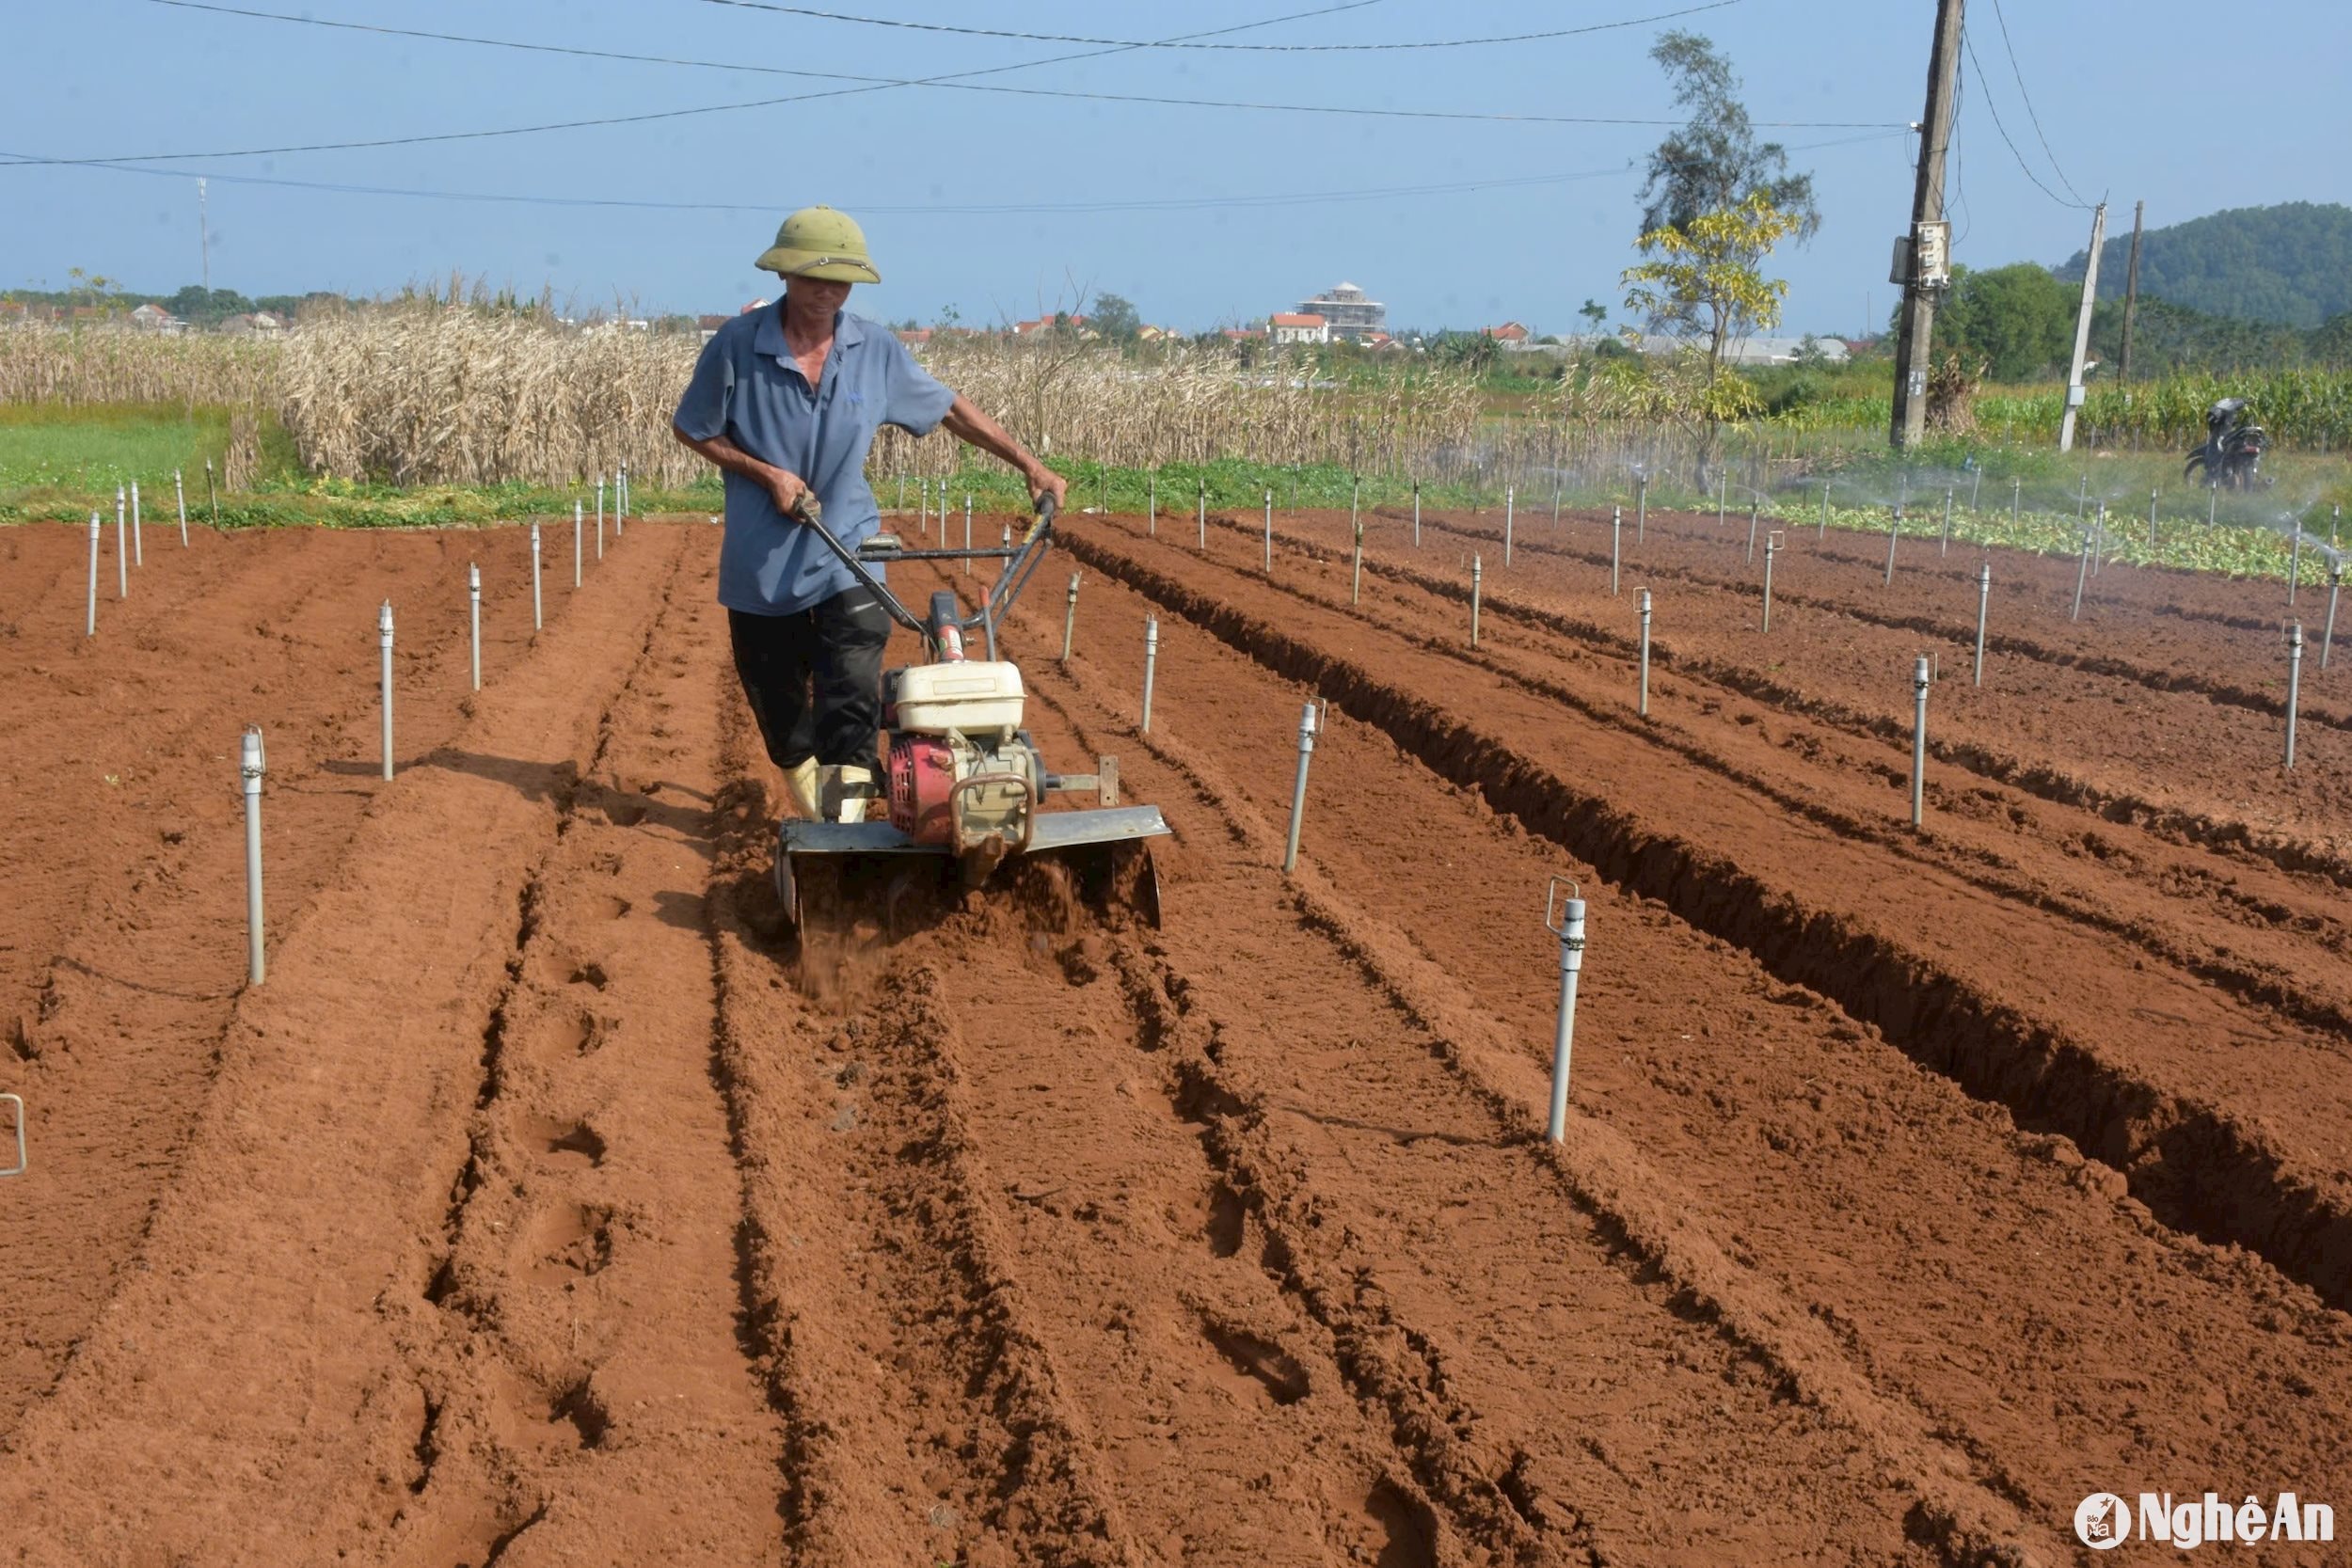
[2058,201,2108,453]
[1889,0,1964,451]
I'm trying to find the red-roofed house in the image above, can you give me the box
[1220,327,1266,342]
[1268,311,1328,346]
[1481,321,1531,342]
[896,327,932,347]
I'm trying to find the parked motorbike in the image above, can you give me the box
[2184,397,2270,490]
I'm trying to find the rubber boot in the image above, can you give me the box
[826,764,880,824]
[784,756,821,819]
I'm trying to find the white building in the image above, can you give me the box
[1294,281,1386,342]
[1268,312,1330,346]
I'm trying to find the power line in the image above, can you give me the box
[8,0,1385,166]
[1984,0,2089,206]
[129,1,1907,132]
[0,131,1909,218]
[1957,25,2090,211]
[683,0,1742,50]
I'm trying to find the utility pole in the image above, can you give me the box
[2119,199,2144,383]
[1889,0,1964,451]
[2058,200,2108,453]
[198,178,210,294]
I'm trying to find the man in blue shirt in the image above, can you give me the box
[672,206,1067,821]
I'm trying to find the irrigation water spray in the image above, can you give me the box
[1543,878,1587,1144]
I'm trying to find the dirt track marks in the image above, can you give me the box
[1057,520,2352,1313]
[0,526,695,1563]
[383,546,789,1565]
[0,524,560,1432]
[1003,531,2352,1558]
[915,559,1974,1565]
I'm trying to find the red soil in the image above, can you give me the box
[0,510,2346,1567]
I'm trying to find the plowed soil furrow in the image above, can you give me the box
[907,560,2005,1566]
[0,525,686,1564]
[702,692,1135,1566]
[1258,505,2348,887]
[1056,518,2352,1313]
[0,522,564,1432]
[381,540,790,1566]
[1198,508,2352,1048]
[993,527,2352,1558]
[1384,499,2351,735]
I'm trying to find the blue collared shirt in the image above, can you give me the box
[674,305,955,615]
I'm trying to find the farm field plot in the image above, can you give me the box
[1,515,2348,1567]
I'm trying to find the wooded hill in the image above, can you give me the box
[2055,201,2352,328]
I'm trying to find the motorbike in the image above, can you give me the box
[2184,397,2270,490]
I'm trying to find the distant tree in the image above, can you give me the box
[1579,298,1609,333]
[1637,32,1820,245]
[1925,263,2076,381]
[2310,311,2352,370]
[1089,292,1142,341]
[1620,193,1803,479]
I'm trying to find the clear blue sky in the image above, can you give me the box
[5,0,2347,336]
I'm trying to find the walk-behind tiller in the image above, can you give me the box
[773,495,1166,936]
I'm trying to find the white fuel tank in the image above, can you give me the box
[888,660,1026,737]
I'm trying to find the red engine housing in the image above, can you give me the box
[887,733,959,846]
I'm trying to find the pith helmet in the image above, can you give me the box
[754,205,881,283]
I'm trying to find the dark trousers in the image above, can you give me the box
[728,589,894,770]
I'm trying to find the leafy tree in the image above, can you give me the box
[1620,193,1802,479]
[1929,263,2076,381]
[2310,311,2352,370]
[1638,32,1820,245]
[1579,298,1609,332]
[1089,292,1142,341]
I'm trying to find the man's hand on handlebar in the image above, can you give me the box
[1026,465,1068,516]
[763,467,811,519]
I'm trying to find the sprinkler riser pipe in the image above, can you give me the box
[1745,501,1758,564]
[1634,474,1646,543]
[175,468,188,546]
[1198,483,1207,549]
[1060,573,1079,663]
[378,601,395,781]
[1611,506,1622,596]
[1263,490,1273,574]
[1148,473,1155,536]
[573,502,583,588]
[1351,521,1364,607]
[1412,482,1421,547]
[468,563,482,691]
[2323,573,2341,670]
[85,514,100,637]
[530,524,543,629]
[1911,655,1931,828]
[205,459,216,527]
[1940,487,1951,556]
[2284,625,2304,768]
[1504,485,1515,567]
[1762,542,1777,633]
[241,728,266,986]
[2289,530,2302,605]
[1637,588,1651,716]
[1280,701,1316,875]
[115,488,127,600]
[1545,897,1587,1144]
[2072,538,2090,621]
[130,482,142,567]
[1470,555,1483,647]
[1883,506,1899,585]
[1974,563,1991,686]
[1141,617,1159,732]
